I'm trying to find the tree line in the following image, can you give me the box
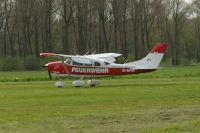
[0,0,200,66]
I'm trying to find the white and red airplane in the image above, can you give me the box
[40,42,168,87]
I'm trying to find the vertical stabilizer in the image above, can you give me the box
[126,43,168,69]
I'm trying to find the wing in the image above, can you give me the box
[86,53,121,58]
[40,52,122,63]
[40,52,93,67]
[86,53,122,63]
[40,53,75,58]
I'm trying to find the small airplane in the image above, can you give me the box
[40,42,168,87]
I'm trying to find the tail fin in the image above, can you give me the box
[126,43,168,69]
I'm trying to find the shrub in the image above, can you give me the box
[0,57,24,71]
[23,56,41,70]
[0,58,3,70]
[116,56,126,64]
[116,54,134,64]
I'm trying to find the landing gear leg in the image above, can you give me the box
[90,79,96,87]
[55,77,66,88]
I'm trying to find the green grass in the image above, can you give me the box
[0,66,200,132]
[0,65,200,82]
[0,71,49,82]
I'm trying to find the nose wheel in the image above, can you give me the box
[55,76,66,88]
[55,81,66,88]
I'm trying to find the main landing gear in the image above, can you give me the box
[72,79,101,87]
[72,80,84,87]
[55,79,101,88]
[87,80,101,87]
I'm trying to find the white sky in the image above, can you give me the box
[185,0,193,4]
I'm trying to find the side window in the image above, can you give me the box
[72,61,84,66]
[94,62,101,66]
[85,63,92,66]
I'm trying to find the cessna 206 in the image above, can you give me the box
[40,42,168,87]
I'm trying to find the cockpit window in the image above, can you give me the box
[104,61,110,65]
[94,62,101,66]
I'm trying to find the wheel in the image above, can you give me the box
[87,80,101,87]
[90,84,96,87]
[72,80,84,87]
[55,81,66,88]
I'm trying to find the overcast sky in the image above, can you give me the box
[185,0,193,4]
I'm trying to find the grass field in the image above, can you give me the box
[0,66,200,133]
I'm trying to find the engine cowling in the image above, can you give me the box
[72,80,84,87]
[87,80,101,86]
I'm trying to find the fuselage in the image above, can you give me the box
[46,61,156,78]
[41,43,168,81]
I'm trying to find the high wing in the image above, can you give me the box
[86,53,122,58]
[85,53,122,63]
[40,52,122,63]
[40,53,75,58]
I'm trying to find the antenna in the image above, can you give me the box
[91,51,96,55]
[84,51,90,55]
[124,59,129,64]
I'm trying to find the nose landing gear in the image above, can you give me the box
[55,81,66,88]
[55,75,66,88]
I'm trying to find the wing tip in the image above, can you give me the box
[40,53,55,56]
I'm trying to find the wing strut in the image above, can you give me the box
[61,58,71,77]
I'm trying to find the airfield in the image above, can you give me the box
[0,66,200,133]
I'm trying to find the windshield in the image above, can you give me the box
[64,58,72,64]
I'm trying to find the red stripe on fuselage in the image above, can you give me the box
[47,61,156,77]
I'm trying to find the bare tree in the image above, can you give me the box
[72,0,89,54]
[96,0,112,52]
[193,0,200,62]
[0,0,198,67]
[112,0,119,52]
[130,0,140,60]
[117,0,129,58]
[43,0,54,52]
[60,0,73,54]
[171,0,188,65]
